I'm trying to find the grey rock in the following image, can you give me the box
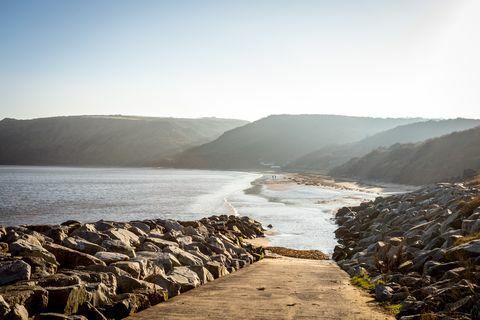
[22,255,58,278]
[102,293,150,319]
[130,221,151,233]
[105,228,140,247]
[205,261,229,279]
[101,239,136,258]
[375,284,393,302]
[94,251,129,264]
[167,266,201,293]
[164,246,203,266]
[116,275,167,305]
[7,304,28,320]
[44,243,105,268]
[187,266,214,284]
[111,261,142,278]
[36,313,88,320]
[9,239,57,265]
[138,241,161,252]
[161,219,184,232]
[144,237,178,249]
[0,295,10,318]
[0,260,31,285]
[38,273,82,287]
[0,283,49,315]
[46,284,92,315]
[63,236,105,255]
[84,264,131,278]
[446,239,480,259]
[144,274,181,298]
[348,266,368,277]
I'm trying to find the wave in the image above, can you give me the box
[223,197,239,216]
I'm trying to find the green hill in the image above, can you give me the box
[287,119,480,173]
[330,126,480,185]
[171,114,422,170]
[0,115,248,166]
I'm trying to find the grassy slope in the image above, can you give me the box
[330,126,480,185]
[288,119,480,173]
[0,116,248,166]
[172,114,421,170]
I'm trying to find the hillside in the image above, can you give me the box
[171,115,422,170]
[0,116,248,166]
[287,119,480,173]
[330,125,480,185]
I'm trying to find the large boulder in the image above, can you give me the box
[3,230,43,246]
[159,219,184,232]
[36,313,88,320]
[375,284,393,302]
[44,243,105,268]
[144,274,181,299]
[84,264,131,278]
[130,222,151,234]
[187,266,214,284]
[45,284,92,315]
[21,256,58,278]
[116,276,167,305]
[167,267,201,293]
[446,240,480,260]
[101,239,136,258]
[9,239,57,265]
[7,304,29,320]
[70,224,108,245]
[205,261,229,279]
[38,273,82,288]
[138,242,161,252]
[0,283,49,315]
[101,293,150,319]
[206,236,227,255]
[105,229,140,247]
[45,227,70,244]
[63,236,105,255]
[143,237,178,249]
[135,251,181,274]
[0,295,10,318]
[164,246,203,266]
[94,252,129,264]
[0,260,31,285]
[58,270,117,307]
[110,261,142,279]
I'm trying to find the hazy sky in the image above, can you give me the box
[1,0,479,121]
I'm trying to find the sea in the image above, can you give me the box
[0,166,385,253]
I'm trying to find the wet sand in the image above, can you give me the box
[261,173,415,194]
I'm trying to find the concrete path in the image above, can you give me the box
[128,257,393,320]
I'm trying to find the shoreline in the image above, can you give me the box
[241,172,410,252]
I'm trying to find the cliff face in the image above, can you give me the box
[288,119,480,173]
[172,114,421,170]
[330,126,480,185]
[0,116,248,166]
[333,183,480,319]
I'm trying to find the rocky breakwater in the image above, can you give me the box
[333,183,480,319]
[0,215,265,319]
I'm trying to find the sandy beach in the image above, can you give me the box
[239,172,409,252]
[258,172,416,195]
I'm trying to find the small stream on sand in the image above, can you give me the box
[226,175,384,253]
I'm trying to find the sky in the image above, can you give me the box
[0,0,479,121]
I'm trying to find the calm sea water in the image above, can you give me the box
[0,166,379,252]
